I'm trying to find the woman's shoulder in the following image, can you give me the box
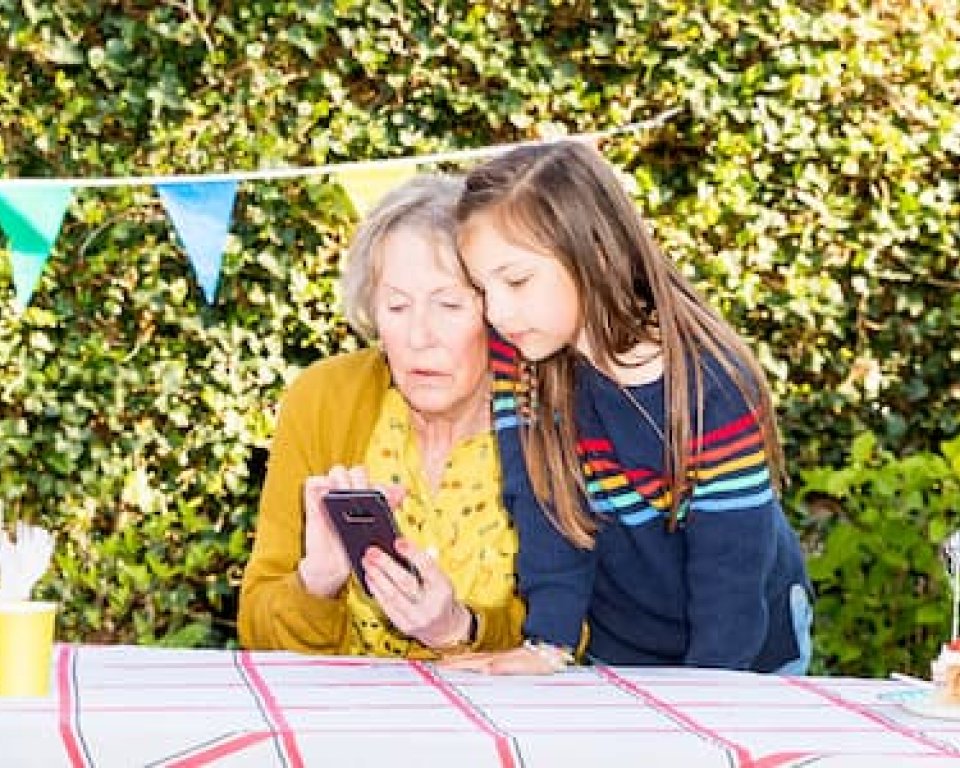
[284,348,390,405]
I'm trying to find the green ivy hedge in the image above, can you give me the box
[1,1,958,674]
[793,434,960,677]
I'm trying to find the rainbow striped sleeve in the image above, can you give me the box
[578,435,670,526]
[489,335,523,432]
[688,411,774,513]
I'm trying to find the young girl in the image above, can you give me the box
[450,140,813,674]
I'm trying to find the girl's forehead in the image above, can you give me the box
[462,208,546,252]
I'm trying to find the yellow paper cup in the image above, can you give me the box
[0,600,57,697]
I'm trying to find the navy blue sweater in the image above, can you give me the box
[490,338,812,671]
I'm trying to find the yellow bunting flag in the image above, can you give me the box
[335,165,417,218]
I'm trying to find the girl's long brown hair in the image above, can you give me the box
[456,140,785,550]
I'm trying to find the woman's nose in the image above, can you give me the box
[407,308,438,349]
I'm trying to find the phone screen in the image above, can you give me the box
[323,489,418,593]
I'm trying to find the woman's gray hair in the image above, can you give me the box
[342,174,465,340]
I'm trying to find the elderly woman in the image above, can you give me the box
[238,176,524,657]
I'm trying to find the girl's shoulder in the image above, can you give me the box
[572,348,757,422]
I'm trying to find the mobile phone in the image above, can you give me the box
[323,489,419,593]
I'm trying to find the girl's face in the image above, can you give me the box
[374,226,488,420]
[459,212,581,362]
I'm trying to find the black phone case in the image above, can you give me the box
[324,489,410,593]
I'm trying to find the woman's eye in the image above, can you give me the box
[435,290,473,310]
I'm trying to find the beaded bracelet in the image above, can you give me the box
[522,639,575,672]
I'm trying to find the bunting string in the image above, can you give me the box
[0,110,680,310]
[0,111,678,188]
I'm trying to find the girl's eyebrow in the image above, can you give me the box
[484,260,525,277]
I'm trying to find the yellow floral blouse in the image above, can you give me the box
[341,388,519,658]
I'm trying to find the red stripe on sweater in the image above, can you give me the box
[694,412,757,449]
[488,337,518,359]
[693,430,762,465]
[578,437,614,453]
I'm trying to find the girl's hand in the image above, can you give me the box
[299,465,403,598]
[363,538,473,650]
[438,645,565,675]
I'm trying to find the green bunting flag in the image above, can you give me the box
[0,184,73,310]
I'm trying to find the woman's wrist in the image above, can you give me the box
[296,557,346,599]
[432,603,476,649]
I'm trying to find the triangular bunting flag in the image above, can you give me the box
[335,165,417,217]
[156,181,238,303]
[0,184,73,310]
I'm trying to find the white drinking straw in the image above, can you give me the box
[953,564,959,642]
[944,531,960,643]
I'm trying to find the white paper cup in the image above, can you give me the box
[0,600,57,697]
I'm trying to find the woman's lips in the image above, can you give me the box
[410,368,443,376]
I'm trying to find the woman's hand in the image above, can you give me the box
[298,465,403,599]
[362,538,472,650]
[438,645,565,675]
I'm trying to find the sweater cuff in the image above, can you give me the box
[524,600,586,650]
[470,600,525,651]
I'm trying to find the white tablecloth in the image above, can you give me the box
[2,644,959,767]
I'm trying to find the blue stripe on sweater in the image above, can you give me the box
[586,484,644,509]
[693,467,770,498]
[693,487,774,512]
[494,414,521,430]
[620,506,661,526]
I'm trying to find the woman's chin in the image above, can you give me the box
[401,389,459,418]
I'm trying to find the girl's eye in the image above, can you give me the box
[506,276,529,289]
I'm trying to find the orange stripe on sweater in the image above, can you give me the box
[693,430,762,465]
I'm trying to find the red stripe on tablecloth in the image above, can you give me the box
[596,666,777,768]
[750,753,818,768]
[409,661,519,768]
[785,677,960,756]
[164,731,276,767]
[245,657,388,668]
[104,656,384,670]
[238,651,305,768]
[57,645,88,768]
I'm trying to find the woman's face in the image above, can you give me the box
[374,226,488,421]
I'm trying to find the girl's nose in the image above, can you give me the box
[483,290,512,331]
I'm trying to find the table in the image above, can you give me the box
[3,645,960,767]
